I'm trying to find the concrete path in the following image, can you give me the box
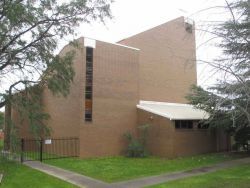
[24,157,250,188]
[112,157,250,188]
[24,161,110,188]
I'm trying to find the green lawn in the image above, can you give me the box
[0,140,76,187]
[45,153,240,182]
[147,164,250,188]
[0,159,78,188]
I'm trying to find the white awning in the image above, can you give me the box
[137,101,209,120]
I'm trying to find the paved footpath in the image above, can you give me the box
[24,157,250,188]
[24,161,110,188]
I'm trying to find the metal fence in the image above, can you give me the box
[20,137,79,162]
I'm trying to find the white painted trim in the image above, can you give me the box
[139,100,192,107]
[84,37,140,51]
[137,104,209,121]
[137,104,173,120]
[113,42,140,51]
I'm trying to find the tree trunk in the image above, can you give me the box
[4,101,11,151]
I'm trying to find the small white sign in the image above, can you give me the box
[45,139,52,145]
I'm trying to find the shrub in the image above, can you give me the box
[124,124,150,157]
[233,127,250,151]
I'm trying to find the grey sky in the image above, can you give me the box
[58,0,229,87]
[0,0,231,112]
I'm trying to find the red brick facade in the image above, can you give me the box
[10,17,230,158]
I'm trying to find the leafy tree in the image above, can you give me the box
[0,112,4,130]
[187,0,250,150]
[0,0,112,150]
[124,124,150,158]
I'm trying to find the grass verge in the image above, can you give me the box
[147,164,250,188]
[45,153,242,182]
[0,158,78,188]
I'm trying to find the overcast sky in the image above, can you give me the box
[59,0,229,87]
[0,0,231,112]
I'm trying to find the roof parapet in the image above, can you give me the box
[84,37,140,51]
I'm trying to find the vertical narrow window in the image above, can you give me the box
[85,47,93,121]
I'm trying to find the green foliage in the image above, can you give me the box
[187,0,250,150]
[187,85,237,131]
[234,127,250,150]
[124,132,146,158]
[12,85,50,139]
[46,51,76,97]
[0,112,4,130]
[0,140,3,150]
[124,124,150,158]
[0,0,112,146]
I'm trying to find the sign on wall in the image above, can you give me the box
[45,139,52,145]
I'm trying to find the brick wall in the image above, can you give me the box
[79,40,139,157]
[137,109,220,158]
[119,17,197,103]
[9,17,218,158]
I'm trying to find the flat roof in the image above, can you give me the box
[137,101,209,120]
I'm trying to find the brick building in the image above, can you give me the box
[14,17,230,158]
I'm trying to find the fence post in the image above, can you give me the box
[21,138,24,163]
[74,138,77,156]
[40,139,43,162]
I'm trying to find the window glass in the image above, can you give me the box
[175,120,193,129]
[85,47,93,121]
